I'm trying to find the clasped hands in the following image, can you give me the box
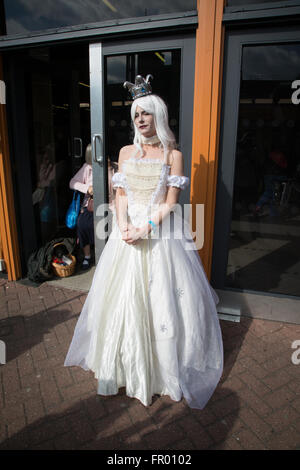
[121,222,151,245]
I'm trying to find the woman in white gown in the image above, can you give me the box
[64,75,223,409]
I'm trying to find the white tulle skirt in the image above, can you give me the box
[64,209,223,409]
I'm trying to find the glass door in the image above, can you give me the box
[212,26,300,323]
[89,36,195,263]
[19,44,90,246]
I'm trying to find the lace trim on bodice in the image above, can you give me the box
[125,158,168,209]
[124,157,168,166]
[111,157,189,211]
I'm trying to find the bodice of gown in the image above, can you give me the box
[111,157,189,227]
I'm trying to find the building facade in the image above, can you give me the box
[0,0,300,323]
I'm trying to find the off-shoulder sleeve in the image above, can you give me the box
[111,172,126,189]
[167,174,190,190]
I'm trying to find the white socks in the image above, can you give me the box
[82,255,91,266]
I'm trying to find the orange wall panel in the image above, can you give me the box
[0,54,22,280]
[191,0,225,278]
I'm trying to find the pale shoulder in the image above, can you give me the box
[119,145,135,157]
[118,145,135,165]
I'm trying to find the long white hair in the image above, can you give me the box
[130,94,177,159]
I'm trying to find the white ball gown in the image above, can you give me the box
[64,150,223,409]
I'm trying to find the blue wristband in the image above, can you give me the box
[148,220,157,233]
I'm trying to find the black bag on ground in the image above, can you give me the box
[27,237,76,283]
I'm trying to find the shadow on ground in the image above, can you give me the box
[0,383,240,450]
[0,282,251,450]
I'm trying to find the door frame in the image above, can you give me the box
[89,35,196,263]
[211,25,300,324]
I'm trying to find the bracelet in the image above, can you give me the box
[148,220,157,233]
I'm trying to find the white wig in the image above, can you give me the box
[130,94,177,159]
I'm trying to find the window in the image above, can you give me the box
[226,43,300,297]
[227,0,289,6]
[1,0,197,36]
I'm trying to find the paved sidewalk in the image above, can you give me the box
[0,278,299,450]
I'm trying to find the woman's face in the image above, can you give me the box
[134,105,156,138]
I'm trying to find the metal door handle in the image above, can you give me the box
[74,137,82,158]
[92,134,103,165]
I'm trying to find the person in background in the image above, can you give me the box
[254,147,288,217]
[69,144,94,270]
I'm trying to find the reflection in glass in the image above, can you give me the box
[227,0,288,6]
[107,56,126,85]
[28,45,91,246]
[2,0,196,36]
[105,50,181,164]
[227,43,300,297]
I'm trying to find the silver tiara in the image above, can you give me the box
[123,74,153,100]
